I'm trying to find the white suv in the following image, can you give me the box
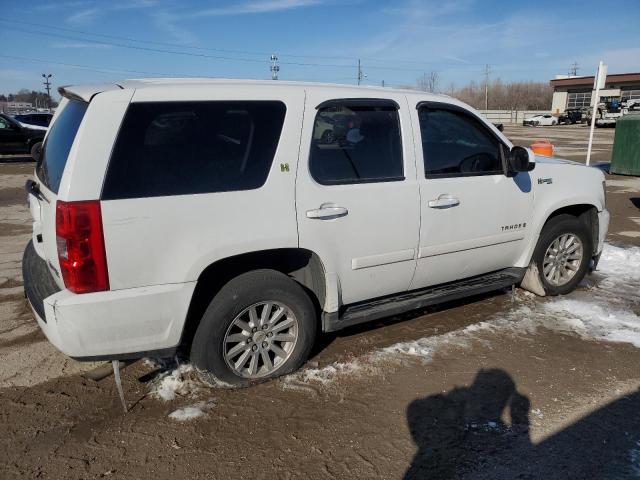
[23,79,609,386]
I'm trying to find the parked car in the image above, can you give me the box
[23,79,608,386]
[0,112,46,159]
[523,114,558,126]
[558,108,583,125]
[14,112,53,128]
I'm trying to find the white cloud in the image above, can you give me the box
[195,0,322,16]
[151,10,198,46]
[66,8,100,24]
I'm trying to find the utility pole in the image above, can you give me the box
[483,64,491,110]
[357,59,366,85]
[569,61,579,77]
[42,73,52,109]
[270,54,280,80]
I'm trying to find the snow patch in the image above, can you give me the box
[543,300,640,348]
[168,399,215,421]
[284,244,640,388]
[150,364,200,401]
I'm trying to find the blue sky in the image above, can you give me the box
[1,0,639,97]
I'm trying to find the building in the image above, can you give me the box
[0,101,34,114]
[550,72,640,113]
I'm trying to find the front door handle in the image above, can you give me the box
[306,204,348,219]
[428,195,460,209]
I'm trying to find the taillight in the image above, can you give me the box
[55,200,109,294]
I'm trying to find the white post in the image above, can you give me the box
[586,61,606,166]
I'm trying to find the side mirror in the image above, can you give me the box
[508,146,535,173]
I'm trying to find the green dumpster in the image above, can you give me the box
[610,114,640,176]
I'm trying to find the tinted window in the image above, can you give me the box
[309,103,403,185]
[36,100,87,193]
[418,107,503,177]
[102,101,286,199]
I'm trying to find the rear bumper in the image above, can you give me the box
[22,241,195,361]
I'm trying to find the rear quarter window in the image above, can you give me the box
[36,100,87,193]
[101,101,286,200]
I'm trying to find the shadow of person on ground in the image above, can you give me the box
[404,368,531,479]
[405,369,640,479]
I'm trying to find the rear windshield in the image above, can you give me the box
[101,101,286,200]
[36,100,87,194]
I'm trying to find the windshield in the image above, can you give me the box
[36,100,87,194]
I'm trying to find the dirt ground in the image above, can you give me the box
[1,125,639,479]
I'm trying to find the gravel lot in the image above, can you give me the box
[1,125,639,479]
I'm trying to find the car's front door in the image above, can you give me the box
[296,95,420,306]
[410,101,534,289]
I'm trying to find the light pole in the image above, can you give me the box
[42,73,52,109]
[270,54,280,80]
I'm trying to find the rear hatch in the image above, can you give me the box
[29,97,88,289]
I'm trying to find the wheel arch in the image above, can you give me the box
[519,202,600,268]
[542,204,599,254]
[179,248,327,353]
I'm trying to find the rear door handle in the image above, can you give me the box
[306,204,348,219]
[428,195,460,209]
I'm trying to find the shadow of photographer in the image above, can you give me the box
[405,368,640,479]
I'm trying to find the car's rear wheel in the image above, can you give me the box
[531,214,593,295]
[190,269,317,387]
[551,120,557,126]
[30,141,42,161]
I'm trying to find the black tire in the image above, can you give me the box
[531,214,593,296]
[30,141,42,161]
[190,269,317,387]
[534,121,540,127]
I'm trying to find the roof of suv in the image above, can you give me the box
[59,78,451,103]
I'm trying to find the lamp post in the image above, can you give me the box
[42,73,52,110]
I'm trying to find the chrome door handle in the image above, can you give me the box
[306,204,348,219]
[428,195,460,209]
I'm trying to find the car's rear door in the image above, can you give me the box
[296,93,420,305]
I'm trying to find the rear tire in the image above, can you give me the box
[190,269,317,387]
[531,214,593,296]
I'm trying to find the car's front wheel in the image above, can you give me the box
[531,214,593,295]
[190,269,317,387]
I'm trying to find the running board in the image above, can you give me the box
[322,267,525,332]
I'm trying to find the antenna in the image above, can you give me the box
[569,61,579,76]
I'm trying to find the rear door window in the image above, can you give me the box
[102,101,286,199]
[36,100,88,193]
[309,102,403,185]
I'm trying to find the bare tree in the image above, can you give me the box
[446,79,552,110]
[417,71,440,93]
